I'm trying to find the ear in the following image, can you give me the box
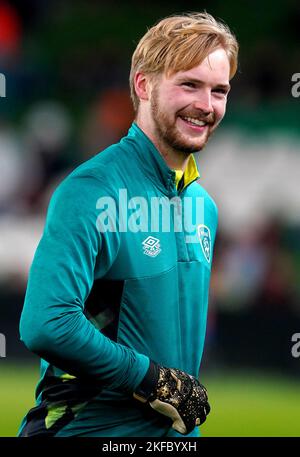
[134,72,151,102]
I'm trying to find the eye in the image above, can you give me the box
[213,87,229,96]
[181,82,196,89]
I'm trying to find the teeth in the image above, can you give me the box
[182,116,206,126]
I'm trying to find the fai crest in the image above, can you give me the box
[142,236,161,258]
[197,225,211,263]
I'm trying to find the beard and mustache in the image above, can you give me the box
[150,85,216,156]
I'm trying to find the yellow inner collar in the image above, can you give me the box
[174,155,199,190]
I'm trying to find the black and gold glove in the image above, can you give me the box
[133,361,210,435]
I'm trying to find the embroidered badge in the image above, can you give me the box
[197,225,211,263]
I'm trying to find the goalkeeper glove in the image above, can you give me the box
[133,361,210,435]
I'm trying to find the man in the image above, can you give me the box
[19,12,238,437]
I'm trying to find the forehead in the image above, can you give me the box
[168,48,230,84]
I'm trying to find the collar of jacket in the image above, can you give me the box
[125,122,200,195]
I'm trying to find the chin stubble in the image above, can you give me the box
[151,93,213,154]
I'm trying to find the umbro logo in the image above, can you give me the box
[142,236,161,258]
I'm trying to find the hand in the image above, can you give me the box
[133,361,210,435]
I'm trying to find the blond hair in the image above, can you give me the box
[130,12,239,112]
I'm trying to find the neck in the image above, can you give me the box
[150,134,190,171]
[135,116,190,172]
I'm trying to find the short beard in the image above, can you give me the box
[150,87,211,155]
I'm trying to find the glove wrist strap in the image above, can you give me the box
[133,360,160,402]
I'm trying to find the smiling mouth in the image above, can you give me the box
[179,116,208,127]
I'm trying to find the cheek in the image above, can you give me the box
[163,88,192,110]
[214,100,227,122]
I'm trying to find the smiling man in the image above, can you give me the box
[137,52,230,153]
[19,12,238,437]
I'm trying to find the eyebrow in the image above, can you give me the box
[176,77,231,92]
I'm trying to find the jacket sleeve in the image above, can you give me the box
[19,172,149,392]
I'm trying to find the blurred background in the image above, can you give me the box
[0,0,300,437]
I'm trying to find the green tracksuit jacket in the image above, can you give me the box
[18,122,218,437]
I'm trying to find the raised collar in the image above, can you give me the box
[124,122,200,195]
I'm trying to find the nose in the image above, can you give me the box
[193,90,213,115]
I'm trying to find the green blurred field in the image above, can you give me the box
[1,363,299,437]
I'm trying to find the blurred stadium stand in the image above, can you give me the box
[0,0,299,380]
